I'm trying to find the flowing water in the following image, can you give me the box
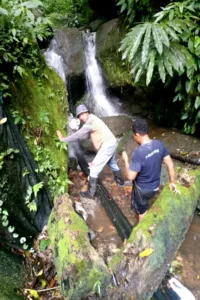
[83,31,120,117]
[44,39,66,83]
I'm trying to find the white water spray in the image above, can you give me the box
[44,39,66,83]
[83,32,120,117]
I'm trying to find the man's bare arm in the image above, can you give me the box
[121,151,138,181]
[163,155,176,190]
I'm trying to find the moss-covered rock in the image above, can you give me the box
[48,194,110,299]
[107,169,200,299]
[96,19,133,87]
[9,64,68,190]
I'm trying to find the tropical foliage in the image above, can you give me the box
[119,0,200,134]
[41,0,93,27]
[117,0,151,23]
[0,0,51,80]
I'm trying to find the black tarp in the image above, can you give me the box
[0,103,52,242]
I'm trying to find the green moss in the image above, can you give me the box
[99,49,133,87]
[9,64,69,196]
[109,169,200,273]
[48,195,110,299]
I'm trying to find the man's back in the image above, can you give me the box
[130,140,168,190]
[86,114,116,150]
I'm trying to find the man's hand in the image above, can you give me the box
[169,182,180,194]
[56,130,63,141]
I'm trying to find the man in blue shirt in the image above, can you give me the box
[122,118,176,222]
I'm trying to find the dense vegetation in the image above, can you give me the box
[118,0,200,134]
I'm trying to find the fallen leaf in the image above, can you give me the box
[49,278,56,288]
[28,289,39,299]
[139,248,153,258]
[96,226,104,233]
[37,269,43,276]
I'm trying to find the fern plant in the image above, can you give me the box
[119,21,194,85]
[119,0,200,134]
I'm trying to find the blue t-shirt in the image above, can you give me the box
[129,140,168,190]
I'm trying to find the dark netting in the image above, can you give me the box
[0,103,52,242]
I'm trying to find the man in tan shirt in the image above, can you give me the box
[57,104,124,198]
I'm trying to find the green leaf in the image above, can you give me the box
[120,3,127,13]
[11,29,16,37]
[158,25,170,48]
[39,239,50,251]
[163,56,173,77]
[14,9,21,17]
[181,113,188,120]
[152,24,163,55]
[142,25,151,64]
[0,200,3,206]
[0,7,8,15]
[22,1,43,9]
[194,36,200,49]
[33,182,43,198]
[128,24,148,62]
[28,289,39,299]
[146,50,156,86]
[158,59,166,83]
[163,25,179,41]
[134,66,143,83]
[195,96,200,109]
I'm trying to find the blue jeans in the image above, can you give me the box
[89,142,120,178]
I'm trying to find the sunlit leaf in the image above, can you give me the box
[195,96,200,109]
[146,50,156,85]
[139,248,153,257]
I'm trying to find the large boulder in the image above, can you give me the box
[53,28,85,77]
[53,28,86,106]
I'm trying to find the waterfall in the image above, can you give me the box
[83,32,120,117]
[44,39,66,83]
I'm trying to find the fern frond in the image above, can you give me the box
[130,52,142,75]
[164,48,180,72]
[162,24,179,41]
[127,24,148,62]
[152,24,163,55]
[157,25,170,47]
[158,59,166,83]
[134,65,144,83]
[142,25,152,64]
[167,19,183,34]
[163,51,173,76]
[146,50,156,86]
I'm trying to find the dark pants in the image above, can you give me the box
[131,182,156,214]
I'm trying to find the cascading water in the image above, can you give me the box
[83,32,120,117]
[44,39,66,83]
